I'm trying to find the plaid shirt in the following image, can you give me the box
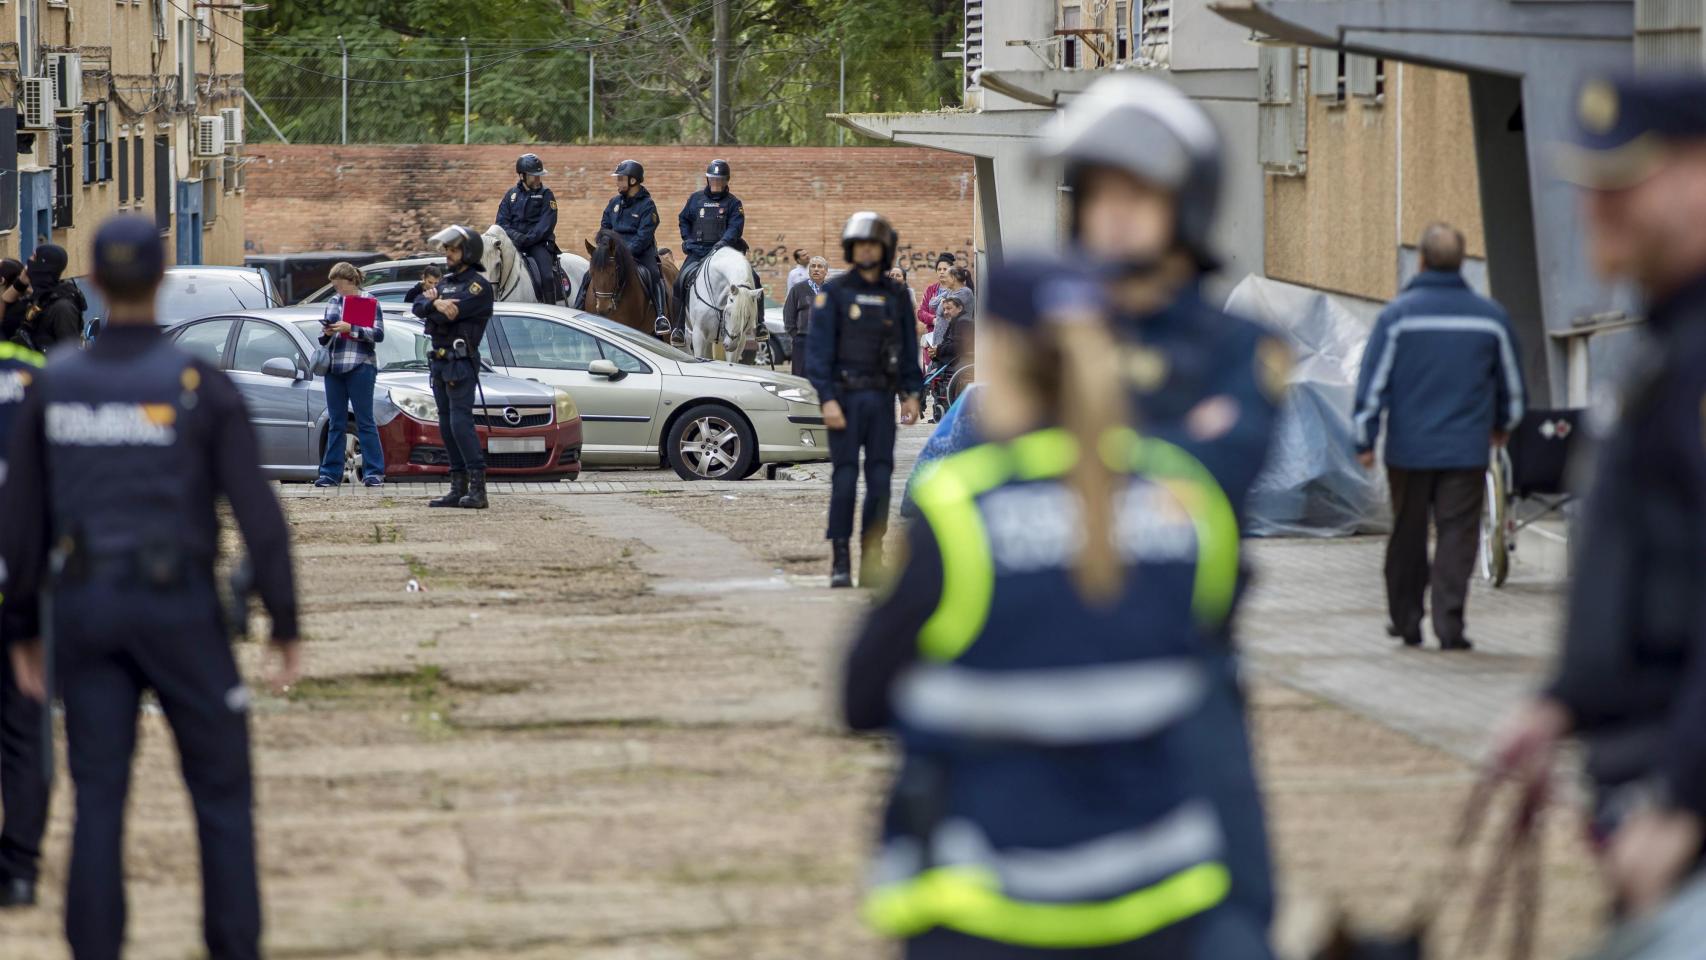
[321,294,384,374]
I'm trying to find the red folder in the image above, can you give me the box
[340,295,378,339]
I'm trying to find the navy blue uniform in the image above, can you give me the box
[806,271,922,542]
[845,428,1239,957]
[496,179,559,301]
[1112,283,1288,958]
[412,265,494,474]
[0,324,297,960]
[677,188,744,263]
[600,187,661,273]
[1547,274,1706,833]
[0,341,46,898]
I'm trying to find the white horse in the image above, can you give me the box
[683,245,762,361]
[478,224,589,305]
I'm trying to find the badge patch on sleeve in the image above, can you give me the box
[549,200,557,210]
[469,282,483,295]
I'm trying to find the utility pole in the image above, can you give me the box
[713,0,730,145]
[338,34,348,144]
[587,50,595,142]
[838,49,846,147]
[462,37,470,145]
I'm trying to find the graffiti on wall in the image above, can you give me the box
[746,236,975,274]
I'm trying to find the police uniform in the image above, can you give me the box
[675,162,745,321]
[411,243,494,509]
[0,215,298,959]
[1545,75,1706,840]
[0,340,47,908]
[805,262,922,571]
[495,178,559,302]
[844,424,1241,958]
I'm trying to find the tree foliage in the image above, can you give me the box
[245,0,964,145]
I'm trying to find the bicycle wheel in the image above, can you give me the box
[1478,448,1511,587]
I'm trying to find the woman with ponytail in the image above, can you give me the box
[842,257,1244,959]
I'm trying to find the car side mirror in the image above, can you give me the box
[261,357,301,380]
[588,358,625,381]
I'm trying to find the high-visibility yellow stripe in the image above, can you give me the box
[0,342,44,366]
[864,860,1230,947]
[913,461,995,662]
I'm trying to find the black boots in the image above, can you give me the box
[459,469,489,509]
[830,539,853,588]
[859,535,886,590]
[429,471,467,508]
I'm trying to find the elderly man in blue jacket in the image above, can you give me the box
[1353,222,1525,651]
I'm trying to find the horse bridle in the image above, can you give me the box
[591,243,628,310]
[690,258,748,341]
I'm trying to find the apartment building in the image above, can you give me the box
[1,0,246,277]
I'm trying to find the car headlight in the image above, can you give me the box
[389,387,439,423]
[553,387,579,423]
[761,382,818,405]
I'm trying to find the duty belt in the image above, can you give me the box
[54,541,209,589]
[837,369,893,392]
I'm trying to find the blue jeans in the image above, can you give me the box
[318,363,385,482]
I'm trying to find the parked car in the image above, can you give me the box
[165,306,582,482]
[77,265,283,337]
[758,295,791,368]
[245,251,387,305]
[299,280,422,306]
[480,303,828,480]
[300,257,442,303]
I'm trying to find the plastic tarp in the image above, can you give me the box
[1226,275,1390,537]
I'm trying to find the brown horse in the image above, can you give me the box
[582,230,677,339]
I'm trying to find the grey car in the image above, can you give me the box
[167,306,582,482]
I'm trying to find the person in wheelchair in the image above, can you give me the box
[923,287,974,420]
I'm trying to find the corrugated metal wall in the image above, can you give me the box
[965,0,984,89]
[1636,0,1706,68]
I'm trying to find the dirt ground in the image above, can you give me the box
[0,488,1605,959]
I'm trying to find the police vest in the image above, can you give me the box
[0,342,45,473]
[834,282,904,380]
[691,194,732,245]
[38,339,204,560]
[866,427,1238,948]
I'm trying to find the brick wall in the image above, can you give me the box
[243,145,975,301]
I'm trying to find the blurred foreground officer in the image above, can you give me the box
[806,212,922,588]
[1495,74,1706,916]
[843,263,1235,958]
[0,336,45,908]
[0,215,301,959]
[1039,73,1282,957]
[415,225,495,510]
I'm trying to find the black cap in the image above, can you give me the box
[92,215,165,294]
[985,255,1105,331]
[1557,73,1706,189]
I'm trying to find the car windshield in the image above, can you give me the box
[293,316,492,372]
[158,272,272,322]
[575,312,707,363]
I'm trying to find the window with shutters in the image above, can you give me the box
[1060,5,1081,69]
[82,102,110,185]
[1140,0,1170,64]
[1311,48,1346,104]
[964,0,983,90]
[52,116,73,227]
[133,135,145,205]
[1258,46,1307,175]
[118,125,130,203]
[1116,3,1130,60]
[1348,56,1386,103]
[202,169,217,226]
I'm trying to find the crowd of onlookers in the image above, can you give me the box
[779,247,975,416]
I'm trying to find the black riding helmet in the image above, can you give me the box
[613,159,645,184]
[840,211,898,271]
[428,224,484,270]
[516,153,546,177]
[706,158,731,182]
[1037,74,1224,270]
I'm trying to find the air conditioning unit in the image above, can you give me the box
[219,106,243,148]
[21,77,54,130]
[48,53,82,112]
[195,115,224,157]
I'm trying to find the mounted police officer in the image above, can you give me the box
[585,159,669,327]
[0,214,301,960]
[805,212,922,588]
[1494,72,1706,918]
[415,224,495,510]
[843,261,1236,959]
[1038,73,1287,959]
[673,159,745,338]
[495,153,560,303]
[0,336,45,909]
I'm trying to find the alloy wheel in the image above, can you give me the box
[678,415,741,479]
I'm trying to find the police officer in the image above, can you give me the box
[495,153,560,303]
[582,160,667,324]
[1038,74,1286,958]
[1493,73,1706,916]
[0,336,45,908]
[805,212,922,588]
[415,225,495,510]
[843,262,1236,958]
[0,214,301,960]
[674,159,745,335]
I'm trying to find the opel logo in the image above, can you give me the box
[502,406,522,426]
